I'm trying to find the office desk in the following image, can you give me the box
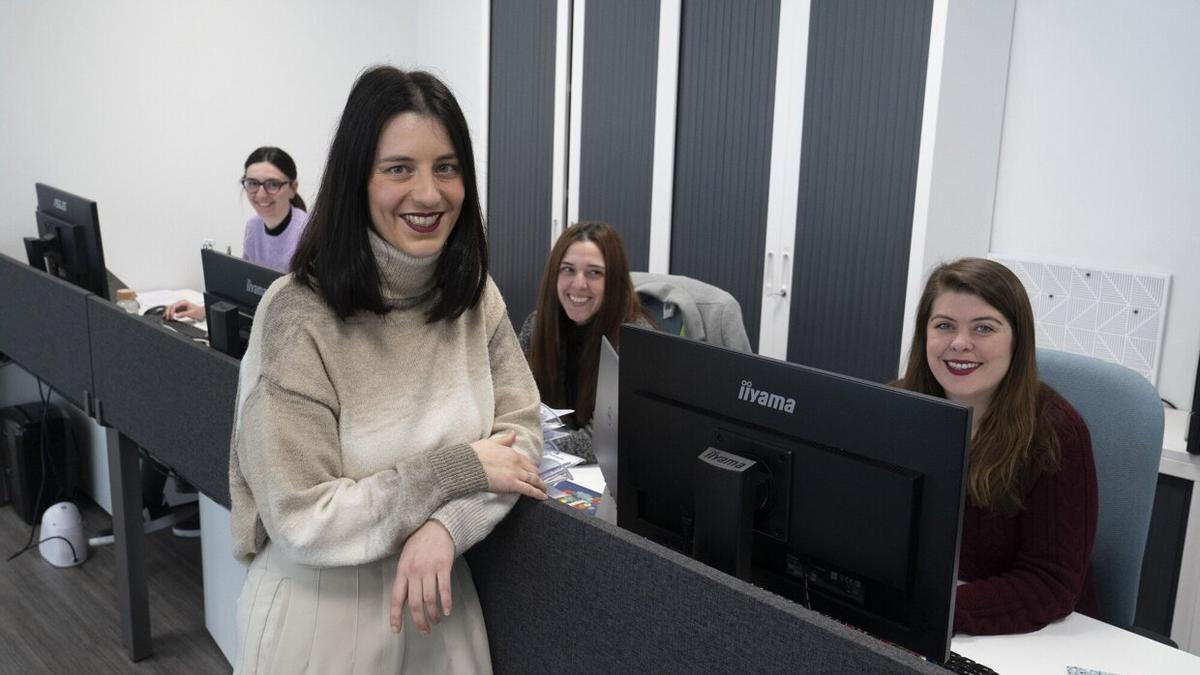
[954,612,1200,674]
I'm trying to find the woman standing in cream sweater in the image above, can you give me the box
[229,66,545,673]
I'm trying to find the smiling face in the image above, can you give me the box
[244,161,296,227]
[556,240,606,325]
[367,112,464,258]
[925,290,1014,417]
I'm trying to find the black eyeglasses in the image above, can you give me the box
[240,178,291,194]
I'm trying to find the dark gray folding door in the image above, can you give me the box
[787,0,934,381]
[489,0,559,327]
[669,0,781,350]
[575,0,660,271]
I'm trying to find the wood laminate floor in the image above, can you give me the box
[0,499,231,674]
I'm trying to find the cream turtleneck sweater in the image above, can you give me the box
[229,230,542,566]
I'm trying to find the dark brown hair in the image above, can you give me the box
[528,222,651,425]
[290,66,487,321]
[244,146,306,211]
[896,258,1060,512]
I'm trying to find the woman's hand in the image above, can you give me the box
[390,520,455,636]
[470,431,547,500]
[164,299,206,321]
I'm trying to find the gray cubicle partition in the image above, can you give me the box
[86,296,240,660]
[0,253,95,410]
[467,500,944,674]
[86,296,239,507]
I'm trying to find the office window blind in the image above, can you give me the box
[576,0,661,271]
[488,0,559,327]
[669,0,781,350]
[787,0,933,381]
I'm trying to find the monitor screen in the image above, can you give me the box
[616,325,970,662]
[201,248,281,358]
[26,184,111,299]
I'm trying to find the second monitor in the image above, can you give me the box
[26,183,113,299]
[616,325,971,663]
[201,248,282,359]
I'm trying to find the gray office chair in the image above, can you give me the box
[631,272,753,353]
[1036,348,1164,628]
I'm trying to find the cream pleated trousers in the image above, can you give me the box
[235,542,493,674]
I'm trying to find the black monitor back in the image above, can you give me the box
[31,183,110,299]
[201,249,281,358]
[616,325,970,662]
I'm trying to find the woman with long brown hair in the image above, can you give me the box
[519,222,654,462]
[896,257,1100,635]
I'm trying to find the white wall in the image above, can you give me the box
[0,1,488,293]
[902,0,1016,371]
[991,0,1200,410]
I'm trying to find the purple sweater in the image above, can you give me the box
[242,206,308,272]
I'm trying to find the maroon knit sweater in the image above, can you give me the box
[954,394,1101,635]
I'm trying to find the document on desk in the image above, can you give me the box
[538,404,586,481]
[540,404,575,445]
[539,448,584,484]
[135,288,204,313]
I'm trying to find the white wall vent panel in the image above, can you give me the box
[989,254,1170,386]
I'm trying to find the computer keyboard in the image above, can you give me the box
[942,650,998,675]
[160,318,208,341]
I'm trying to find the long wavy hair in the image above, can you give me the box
[290,66,487,321]
[528,222,652,426]
[896,258,1060,512]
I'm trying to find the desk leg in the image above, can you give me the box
[106,427,152,661]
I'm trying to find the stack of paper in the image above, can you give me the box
[538,404,584,483]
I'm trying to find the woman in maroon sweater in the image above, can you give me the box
[897,258,1100,635]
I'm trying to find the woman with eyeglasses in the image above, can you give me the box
[164,146,308,320]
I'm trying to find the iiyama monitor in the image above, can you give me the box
[616,325,971,662]
[201,248,281,358]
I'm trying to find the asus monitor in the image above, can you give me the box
[25,184,113,299]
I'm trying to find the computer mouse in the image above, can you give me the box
[145,305,167,317]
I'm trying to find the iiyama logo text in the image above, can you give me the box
[246,279,268,297]
[737,379,796,414]
[700,447,751,470]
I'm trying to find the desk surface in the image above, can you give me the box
[953,611,1200,674]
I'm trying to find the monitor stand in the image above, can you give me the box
[692,447,765,579]
[205,299,243,359]
[23,237,48,273]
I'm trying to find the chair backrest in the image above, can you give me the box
[1036,348,1163,627]
[630,272,753,353]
